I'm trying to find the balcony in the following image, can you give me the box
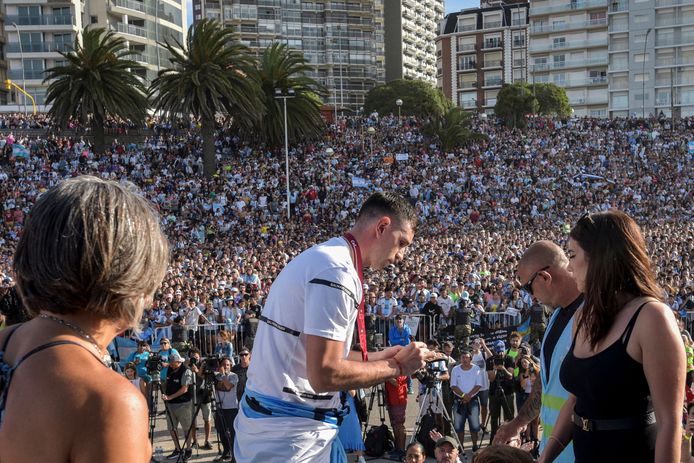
[456,24,477,32]
[110,0,154,16]
[483,59,503,68]
[484,98,497,106]
[655,75,694,85]
[457,43,477,52]
[458,64,477,71]
[483,77,503,86]
[530,0,607,16]
[460,99,477,109]
[656,0,694,6]
[529,38,606,53]
[8,69,45,80]
[6,42,72,53]
[117,23,149,39]
[483,40,503,49]
[531,17,607,34]
[459,81,478,89]
[530,56,609,71]
[655,57,694,67]
[5,14,73,26]
[484,21,503,29]
[656,33,694,47]
[609,23,629,32]
[609,1,628,12]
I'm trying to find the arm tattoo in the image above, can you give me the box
[517,379,542,423]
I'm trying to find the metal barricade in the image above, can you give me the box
[151,322,245,360]
[479,312,522,329]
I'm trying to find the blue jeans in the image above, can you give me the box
[453,397,481,433]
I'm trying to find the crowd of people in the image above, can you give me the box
[1,112,693,462]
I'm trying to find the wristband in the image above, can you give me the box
[548,435,566,450]
[461,392,466,399]
[685,434,692,441]
[393,357,404,377]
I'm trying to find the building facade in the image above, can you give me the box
[192,0,386,111]
[608,0,694,118]
[0,0,185,112]
[528,0,609,117]
[436,1,530,113]
[0,5,8,106]
[383,0,444,84]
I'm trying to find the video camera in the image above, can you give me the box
[146,352,163,375]
[414,359,444,388]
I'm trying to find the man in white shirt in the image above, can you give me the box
[450,350,484,452]
[234,192,432,463]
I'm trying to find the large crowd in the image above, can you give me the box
[0,112,693,349]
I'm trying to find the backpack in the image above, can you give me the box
[363,424,394,457]
[415,413,438,457]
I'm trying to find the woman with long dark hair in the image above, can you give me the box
[540,211,685,463]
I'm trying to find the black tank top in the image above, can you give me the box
[560,300,656,463]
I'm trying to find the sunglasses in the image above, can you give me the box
[239,353,250,357]
[521,266,550,296]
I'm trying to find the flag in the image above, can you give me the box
[517,316,531,340]
[12,144,29,158]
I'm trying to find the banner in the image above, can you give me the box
[351,176,369,188]
[405,316,420,336]
[395,153,409,161]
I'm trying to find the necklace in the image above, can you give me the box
[39,314,112,367]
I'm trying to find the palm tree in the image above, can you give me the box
[250,43,327,147]
[44,27,148,153]
[424,107,488,152]
[150,19,261,178]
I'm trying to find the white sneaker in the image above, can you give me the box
[357,457,366,463]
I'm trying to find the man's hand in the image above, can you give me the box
[393,342,429,376]
[493,420,523,446]
[162,394,170,401]
[368,345,404,361]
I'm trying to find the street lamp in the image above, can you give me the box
[325,147,334,191]
[367,126,375,157]
[274,88,296,220]
[643,27,652,120]
[396,98,403,120]
[11,22,27,115]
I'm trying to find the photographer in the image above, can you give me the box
[418,339,450,432]
[214,357,238,463]
[187,348,213,451]
[486,341,516,442]
[163,352,194,461]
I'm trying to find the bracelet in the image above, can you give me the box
[684,434,692,441]
[393,357,404,377]
[548,435,566,450]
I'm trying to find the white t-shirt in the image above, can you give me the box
[450,364,484,396]
[471,352,490,391]
[216,372,239,409]
[236,237,361,463]
[245,236,361,409]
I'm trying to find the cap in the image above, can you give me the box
[435,436,458,449]
[169,352,184,363]
[431,293,439,298]
[494,341,506,352]
[395,314,404,320]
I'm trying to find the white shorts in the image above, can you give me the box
[233,403,337,462]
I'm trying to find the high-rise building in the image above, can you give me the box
[192,0,386,111]
[1,0,185,112]
[436,1,529,113]
[528,0,609,117]
[608,0,694,118]
[0,5,8,106]
[383,0,444,84]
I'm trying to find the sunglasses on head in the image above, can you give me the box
[521,266,550,296]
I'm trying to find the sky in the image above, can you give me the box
[445,0,481,13]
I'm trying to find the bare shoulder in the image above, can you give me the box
[637,300,678,331]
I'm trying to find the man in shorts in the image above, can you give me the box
[163,352,194,461]
[385,374,408,460]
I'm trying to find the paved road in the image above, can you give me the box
[151,381,493,463]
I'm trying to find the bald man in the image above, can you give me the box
[493,241,582,463]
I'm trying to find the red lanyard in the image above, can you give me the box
[343,232,368,362]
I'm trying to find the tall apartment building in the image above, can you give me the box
[528,0,609,117]
[0,5,8,106]
[192,0,385,111]
[383,0,444,84]
[1,0,185,112]
[608,0,694,118]
[436,1,530,113]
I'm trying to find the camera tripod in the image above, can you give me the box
[410,382,466,460]
[361,382,387,439]
[148,371,182,463]
[183,370,225,462]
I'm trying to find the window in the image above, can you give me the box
[513,31,525,47]
[634,73,649,82]
[634,92,650,101]
[53,33,72,52]
[458,55,476,69]
[633,13,648,23]
[20,32,43,53]
[553,73,566,85]
[91,16,98,24]
[635,53,650,63]
[553,37,566,49]
[23,58,45,79]
[17,6,41,25]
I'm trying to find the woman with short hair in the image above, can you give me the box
[0,176,169,463]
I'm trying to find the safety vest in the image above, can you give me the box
[539,305,577,463]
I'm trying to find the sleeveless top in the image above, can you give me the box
[559,301,656,463]
[0,324,108,428]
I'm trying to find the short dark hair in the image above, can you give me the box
[472,444,534,463]
[406,441,425,454]
[570,211,662,350]
[357,192,417,228]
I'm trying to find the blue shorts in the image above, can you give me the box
[453,397,481,433]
